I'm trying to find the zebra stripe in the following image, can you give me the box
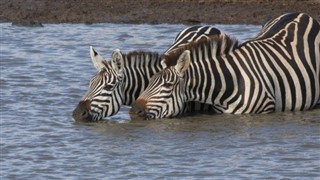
[165,26,222,54]
[72,26,228,122]
[133,12,320,119]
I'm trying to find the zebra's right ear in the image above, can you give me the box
[90,46,106,71]
[111,49,124,74]
[175,50,190,77]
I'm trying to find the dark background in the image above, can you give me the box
[1,0,319,25]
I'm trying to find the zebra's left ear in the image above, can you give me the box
[111,49,124,74]
[90,46,107,71]
[175,50,190,77]
[161,59,167,68]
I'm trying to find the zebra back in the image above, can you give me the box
[255,12,319,40]
[164,26,223,55]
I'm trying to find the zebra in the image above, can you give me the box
[133,12,320,119]
[72,26,235,122]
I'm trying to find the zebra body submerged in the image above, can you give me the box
[72,26,230,122]
[133,12,320,119]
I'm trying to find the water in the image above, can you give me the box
[1,23,319,179]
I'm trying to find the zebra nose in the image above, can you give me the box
[72,101,91,122]
[133,98,147,117]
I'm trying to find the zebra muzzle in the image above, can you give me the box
[72,101,93,122]
[132,98,148,117]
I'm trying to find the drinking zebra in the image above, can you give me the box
[133,12,320,119]
[72,26,235,122]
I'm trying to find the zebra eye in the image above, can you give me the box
[104,84,114,90]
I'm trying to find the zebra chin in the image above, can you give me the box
[135,109,159,120]
[133,108,155,120]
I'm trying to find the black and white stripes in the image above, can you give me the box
[72,26,224,122]
[133,12,320,119]
[165,26,222,54]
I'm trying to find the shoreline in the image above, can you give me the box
[1,0,319,26]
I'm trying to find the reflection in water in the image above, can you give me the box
[1,23,319,179]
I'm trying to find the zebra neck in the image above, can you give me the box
[122,52,163,105]
[184,47,241,110]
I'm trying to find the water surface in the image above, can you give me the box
[1,23,319,179]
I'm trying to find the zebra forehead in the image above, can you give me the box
[91,68,116,84]
[99,62,118,74]
[153,67,178,80]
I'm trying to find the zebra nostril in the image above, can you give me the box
[136,110,145,117]
[73,101,91,122]
[80,111,88,118]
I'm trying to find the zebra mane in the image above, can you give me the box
[123,50,159,58]
[162,33,239,67]
[123,51,161,62]
[99,51,161,70]
[117,51,162,69]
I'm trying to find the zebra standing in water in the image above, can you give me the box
[133,12,320,119]
[72,26,233,122]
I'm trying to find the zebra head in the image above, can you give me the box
[133,50,191,119]
[72,47,125,122]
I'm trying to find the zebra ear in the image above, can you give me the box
[111,49,124,74]
[90,46,106,71]
[161,59,167,68]
[175,50,190,76]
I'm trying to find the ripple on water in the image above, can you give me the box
[1,23,319,179]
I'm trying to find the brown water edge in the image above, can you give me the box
[1,0,319,25]
[77,104,320,124]
[81,107,320,136]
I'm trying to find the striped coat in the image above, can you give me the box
[133,12,320,119]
